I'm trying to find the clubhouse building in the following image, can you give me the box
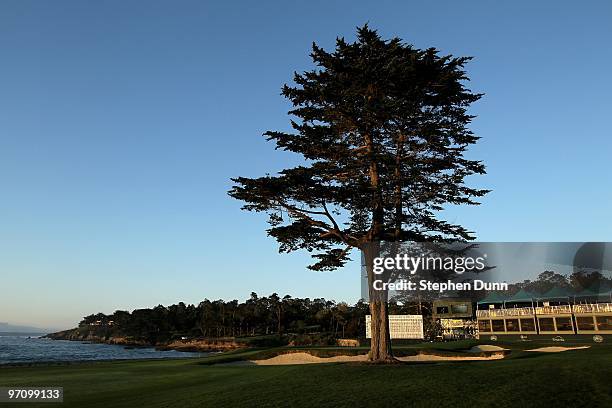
[476,286,612,336]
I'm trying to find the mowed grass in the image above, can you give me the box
[1,340,611,408]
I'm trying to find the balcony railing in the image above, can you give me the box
[477,303,612,318]
[535,305,572,315]
[477,307,534,318]
[573,303,612,314]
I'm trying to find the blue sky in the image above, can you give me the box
[1,1,611,329]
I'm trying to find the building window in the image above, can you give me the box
[595,315,612,331]
[492,319,505,332]
[506,319,520,332]
[555,317,573,331]
[451,304,468,314]
[478,320,491,332]
[520,318,535,331]
[538,318,555,331]
[576,316,595,331]
[436,306,449,314]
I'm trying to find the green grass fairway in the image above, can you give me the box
[1,341,611,407]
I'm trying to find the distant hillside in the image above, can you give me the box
[0,322,49,333]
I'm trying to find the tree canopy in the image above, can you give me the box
[230,25,489,361]
[230,25,488,272]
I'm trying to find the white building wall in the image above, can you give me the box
[365,315,424,339]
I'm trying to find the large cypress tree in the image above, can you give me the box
[229,25,488,362]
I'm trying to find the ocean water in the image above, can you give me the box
[0,333,206,364]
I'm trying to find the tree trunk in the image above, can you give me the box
[364,132,396,362]
[368,300,393,362]
[364,243,395,362]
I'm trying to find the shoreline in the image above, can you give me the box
[43,329,245,353]
[0,334,220,367]
[0,354,211,368]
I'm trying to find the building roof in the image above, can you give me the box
[505,288,537,302]
[575,285,612,298]
[538,286,575,299]
[477,291,507,304]
[593,282,612,295]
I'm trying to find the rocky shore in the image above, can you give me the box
[44,329,245,352]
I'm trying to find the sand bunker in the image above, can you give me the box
[469,345,508,353]
[250,352,366,365]
[242,351,504,366]
[397,353,504,362]
[525,346,590,353]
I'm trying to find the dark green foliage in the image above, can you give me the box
[508,270,612,295]
[230,25,488,271]
[70,295,409,344]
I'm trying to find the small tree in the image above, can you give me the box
[229,25,488,362]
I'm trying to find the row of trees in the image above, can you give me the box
[507,271,612,295]
[80,293,420,344]
[78,271,610,344]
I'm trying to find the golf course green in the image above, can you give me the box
[1,340,610,407]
